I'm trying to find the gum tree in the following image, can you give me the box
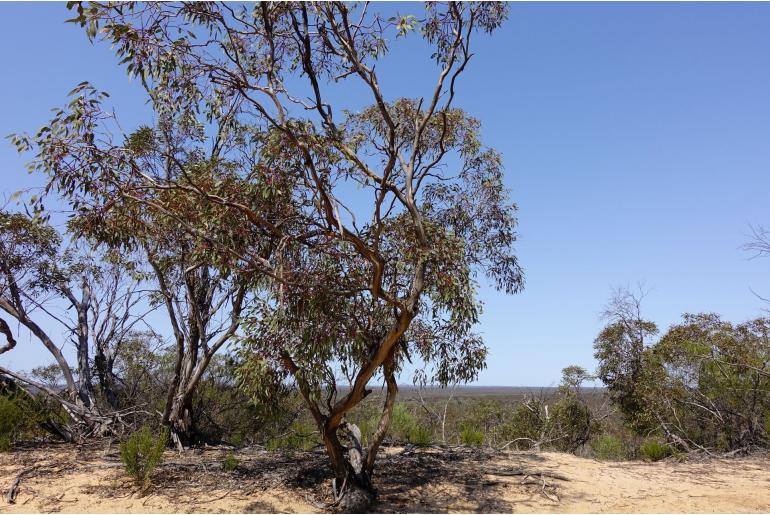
[594,285,658,428]
[20,2,523,508]
[65,126,254,447]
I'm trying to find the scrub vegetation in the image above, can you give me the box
[1,1,769,513]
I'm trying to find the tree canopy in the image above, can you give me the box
[11,2,522,508]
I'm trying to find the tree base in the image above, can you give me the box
[336,483,375,513]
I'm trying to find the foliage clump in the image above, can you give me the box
[221,451,240,472]
[594,287,770,456]
[596,306,770,453]
[120,426,169,489]
[460,426,484,446]
[639,438,668,462]
[591,433,627,461]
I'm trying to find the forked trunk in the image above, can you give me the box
[323,423,375,513]
[319,359,399,513]
[166,383,196,449]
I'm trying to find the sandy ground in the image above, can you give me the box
[1,442,769,513]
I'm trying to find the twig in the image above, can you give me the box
[189,489,233,505]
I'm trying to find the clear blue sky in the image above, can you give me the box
[1,3,769,386]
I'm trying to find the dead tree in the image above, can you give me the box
[0,212,147,437]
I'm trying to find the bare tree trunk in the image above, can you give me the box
[94,346,119,409]
[0,298,79,398]
[73,278,96,409]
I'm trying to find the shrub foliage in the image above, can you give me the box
[120,426,169,489]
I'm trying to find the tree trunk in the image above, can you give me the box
[316,358,400,513]
[167,392,195,449]
[364,358,398,475]
[322,423,376,513]
[74,279,96,409]
[94,347,119,409]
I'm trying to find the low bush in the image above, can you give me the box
[120,426,169,489]
[0,387,44,452]
[0,395,25,452]
[388,404,419,442]
[383,404,433,446]
[591,433,626,461]
[408,425,433,447]
[460,426,484,446]
[639,438,669,461]
[221,451,240,472]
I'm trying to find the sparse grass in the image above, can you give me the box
[671,447,688,463]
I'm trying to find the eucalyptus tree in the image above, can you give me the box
[593,286,658,428]
[0,210,145,437]
[65,123,254,446]
[82,214,247,447]
[644,314,770,452]
[19,2,523,507]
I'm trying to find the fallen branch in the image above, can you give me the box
[519,473,560,502]
[5,466,38,504]
[484,468,570,482]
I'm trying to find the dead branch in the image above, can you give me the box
[483,468,570,482]
[5,466,38,504]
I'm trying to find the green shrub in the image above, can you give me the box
[222,451,240,472]
[408,425,433,447]
[639,438,669,461]
[499,398,547,450]
[460,426,484,446]
[0,390,42,452]
[550,398,597,452]
[120,426,169,488]
[0,396,23,452]
[389,404,417,440]
[592,433,626,461]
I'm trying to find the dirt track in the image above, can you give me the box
[1,442,769,513]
